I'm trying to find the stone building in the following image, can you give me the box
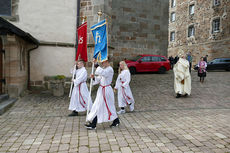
[168,0,230,65]
[0,17,38,97]
[81,0,169,63]
[1,0,169,92]
[1,0,78,90]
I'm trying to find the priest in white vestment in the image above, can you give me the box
[173,51,191,98]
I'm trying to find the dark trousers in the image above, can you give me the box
[91,116,97,127]
[189,62,192,73]
[200,77,205,82]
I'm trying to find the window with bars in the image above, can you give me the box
[188,25,195,37]
[170,31,175,42]
[171,12,176,22]
[189,4,195,15]
[213,0,220,6]
[212,18,220,33]
[171,0,176,8]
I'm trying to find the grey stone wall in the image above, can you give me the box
[81,0,169,62]
[168,0,230,65]
[110,0,169,61]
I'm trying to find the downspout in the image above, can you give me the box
[27,44,39,90]
[75,0,81,59]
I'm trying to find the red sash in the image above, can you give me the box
[121,81,131,105]
[100,84,112,120]
[79,82,86,108]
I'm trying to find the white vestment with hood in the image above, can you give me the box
[173,58,191,95]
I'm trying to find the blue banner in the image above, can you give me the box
[91,19,108,62]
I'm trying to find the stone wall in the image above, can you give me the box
[168,0,230,65]
[2,35,31,97]
[110,0,169,61]
[81,0,169,63]
[7,0,170,90]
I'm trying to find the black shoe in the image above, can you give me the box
[184,93,188,97]
[85,123,96,130]
[176,94,181,98]
[68,111,78,117]
[110,118,120,127]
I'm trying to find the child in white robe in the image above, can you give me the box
[68,60,92,116]
[85,59,119,129]
[114,61,135,114]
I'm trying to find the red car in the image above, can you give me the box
[125,54,170,74]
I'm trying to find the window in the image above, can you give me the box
[151,56,159,62]
[159,57,167,61]
[212,59,220,63]
[141,56,151,62]
[171,12,176,22]
[0,0,11,16]
[188,25,195,37]
[171,0,176,8]
[170,31,175,42]
[213,0,220,6]
[189,4,195,15]
[212,18,220,33]
[224,59,230,62]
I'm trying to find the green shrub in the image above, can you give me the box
[53,75,66,80]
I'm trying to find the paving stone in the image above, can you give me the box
[120,147,132,153]
[0,71,229,152]
[214,133,227,139]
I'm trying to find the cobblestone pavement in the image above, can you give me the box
[0,71,230,153]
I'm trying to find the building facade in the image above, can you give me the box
[1,0,169,92]
[81,0,169,63]
[168,0,230,65]
[0,17,38,97]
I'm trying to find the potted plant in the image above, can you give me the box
[50,75,66,96]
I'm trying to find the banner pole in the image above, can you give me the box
[86,10,102,121]
[69,16,87,98]
[69,64,76,97]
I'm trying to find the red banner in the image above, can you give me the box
[76,22,87,62]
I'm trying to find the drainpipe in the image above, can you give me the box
[75,0,81,59]
[27,44,39,90]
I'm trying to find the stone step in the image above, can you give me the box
[0,94,9,104]
[0,98,17,115]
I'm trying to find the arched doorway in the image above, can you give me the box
[0,38,3,94]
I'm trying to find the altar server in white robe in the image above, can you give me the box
[68,60,92,116]
[85,58,120,129]
[114,61,135,114]
[173,51,191,98]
